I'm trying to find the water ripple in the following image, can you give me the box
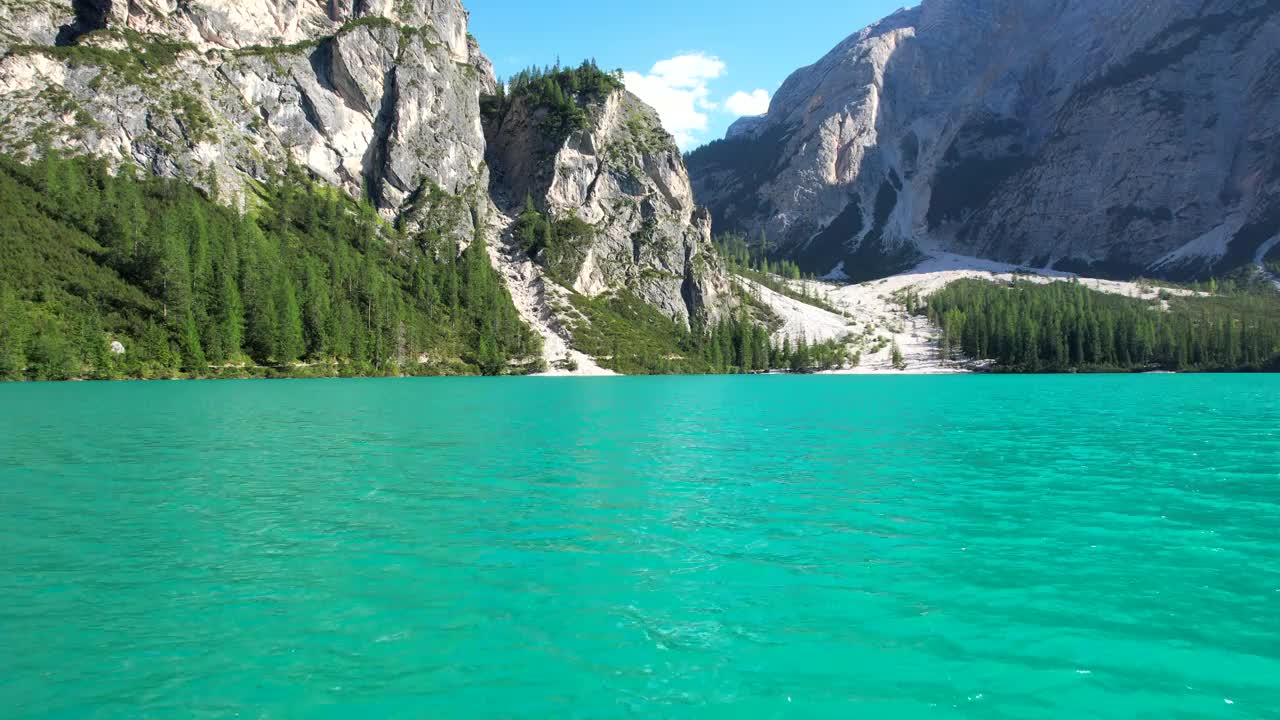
[1,375,1278,718]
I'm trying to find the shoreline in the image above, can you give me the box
[9,251,1270,383]
[22,368,1280,385]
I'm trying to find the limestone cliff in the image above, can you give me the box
[0,0,493,233]
[687,0,1280,280]
[1,0,474,55]
[483,69,735,329]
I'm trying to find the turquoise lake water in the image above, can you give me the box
[1,375,1278,718]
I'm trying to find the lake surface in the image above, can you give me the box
[1,376,1278,718]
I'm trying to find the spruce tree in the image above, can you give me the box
[0,285,27,380]
[276,275,305,364]
[208,255,244,363]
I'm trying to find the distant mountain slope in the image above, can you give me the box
[687,0,1280,281]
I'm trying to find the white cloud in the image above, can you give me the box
[725,89,771,117]
[624,52,726,149]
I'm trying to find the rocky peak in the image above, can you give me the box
[688,0,1280,281]
[482,63,735,328]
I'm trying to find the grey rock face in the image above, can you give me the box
[0,1,492,218]
[0,0,729,337]
[486,89,735,328]
[688,0,1280,280]
[0,0,73,49]
[0,0,477,58]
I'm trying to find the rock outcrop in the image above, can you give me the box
[687,0,1280,280]
[1,0,474,58]
[484,76,735,329]
[0,0,491,221]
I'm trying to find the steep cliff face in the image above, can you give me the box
[0,0,474,58]
[0,0,492,226]
[687,0,1280,280]
[484,72,735,329]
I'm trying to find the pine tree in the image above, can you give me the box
[709,333,724,372]
[139,319,178,377]
[101,167,146,272]
[301,259,331,358]
[891,341,905,370]
[26,311,77,380]
[276,275,305,364]
[0,285,27,380]
[208,253,243,363]
[791,336,809,373]
[243,271,278,364]
[178,313,205,373]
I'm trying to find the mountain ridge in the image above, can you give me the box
[2,0,1279,380]
[687,0,1280,281]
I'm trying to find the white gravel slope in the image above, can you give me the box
[737,278,852,344]
[744,253,1200,375]
[488,232,617,377]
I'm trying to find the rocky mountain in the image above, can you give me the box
[687,0,1280,281]
[483,65,735,330]
[0,0,736,373]
[0,0,492,224]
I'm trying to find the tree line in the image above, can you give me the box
[715,232,805,280]
[699,310,850,374]
[0,153,540,380]
[565,288,850,375]
[925,278,1280,372]
[480,59,624,138]
[714,233,846,315]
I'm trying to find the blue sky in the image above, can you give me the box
[465,0,913,148]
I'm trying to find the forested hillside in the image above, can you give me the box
[0,154,541,380]
[925,279,1280,373]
